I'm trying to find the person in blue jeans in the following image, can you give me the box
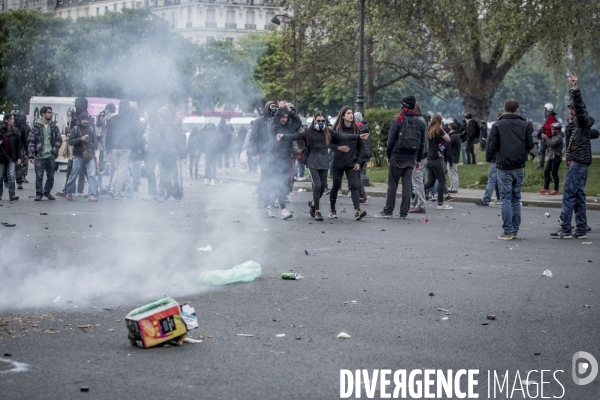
[65,113,98,202]
[476,113,503,206]
[552,72,599,239]
[487,98,534,240]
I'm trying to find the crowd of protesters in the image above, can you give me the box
[1,72,597,240]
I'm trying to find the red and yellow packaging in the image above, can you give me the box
[125,298,188,349]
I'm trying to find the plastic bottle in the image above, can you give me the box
[198,261,262,285]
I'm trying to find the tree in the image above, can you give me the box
[380,0,600,122]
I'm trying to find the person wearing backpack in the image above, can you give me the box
[423,114,453,210]
[375,96,426,219]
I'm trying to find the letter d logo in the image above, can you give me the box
[572,351,598,385]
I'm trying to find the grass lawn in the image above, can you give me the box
[366,152,600,196]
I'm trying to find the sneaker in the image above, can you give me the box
[265,206,276,218]
[549,190,560,195]
[17,184,23,190]
[475,201,489,206]
[55,191,66,198]
[22,178,29,183]
[426,194,433,201]
[586,226,591,232]
[204,179,210,185]
[45,193,56,200]
[550,231,572,239]
[66,194,73,201]
[113,194,125,200]
[329,209,338,219]
[314,211,323,221]
[444,195,454,201]
[324,188,331,195]
[157,196,164,203]
[9,196,19,201]
[210,179,216,186]
[142,196,158,202]
[538,189,549,195]
[408,207,426,213]
[308,201,315,218]
[498,232,513,240]
[374,211,393,219]
[75,193,83,197]
[436,204,453,210]
[573,232,587,239]
[448,190,458,193]
[108,190,115,198]
[399,215,407,219]
[511,232,518,239]
[281,209,293,220]
[34,195,42,201]
[88,196,98,202]
[355,210,367,220]
[359,196,368,204]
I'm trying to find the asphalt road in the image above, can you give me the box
[0,176,599,399]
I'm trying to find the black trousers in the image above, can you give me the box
[309,168,328,211]
[383,158,413,217]
[424,159,447,205]
[330,165,360,211]
[544,158,561,191]
[538,140,547,167]
[159,159,181,199]
[466,138,477,164]
[189,154,200,177]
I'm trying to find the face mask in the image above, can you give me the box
[315,121,325,131]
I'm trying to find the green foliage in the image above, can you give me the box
[364,108,398,167]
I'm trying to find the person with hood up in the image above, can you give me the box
[551,73,600,239]
[265,100,302,220]
[157,105,187,201]
[187,127,203,179]
[28,106,62,201]
[65,112,98,202]
[248,101,277,207]
[0,114,22,201]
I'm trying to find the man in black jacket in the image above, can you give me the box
[375,96,426,219]
[0,114,22,201]
[465,113,479,164]
[65,113,98,202]
[488,98,534,240]
[552,73,599,239]
[248,101,276,207]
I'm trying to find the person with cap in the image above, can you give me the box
[28,106,62,201]
[0,113,22,201]
[375,95,426,219]
[538,122,564,195]
[535,103,557,170]
[551,73,599,239]
[488,98,534,240]
[464,113,479,164]
[65,112,98,202]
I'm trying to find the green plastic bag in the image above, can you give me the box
[198,261,262,285]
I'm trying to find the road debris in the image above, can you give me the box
[542,269,553,277]
[276,334,285,338]
[125,298,187,348]
[199,260,261,285]
[282,273,303,280]
[337,332,351,339]
[78,325,93,329]
[197,245,212,252]
[487,315,496,320]
[236,334,254,337]
[183,338,202,344]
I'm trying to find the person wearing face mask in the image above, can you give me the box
[277,111,368,221]
[247,101,277,208]
[265,101,302,220]
[65,112,98,202]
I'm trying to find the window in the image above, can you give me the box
[113,3,117,10]
[76,9,79,17]
[225,9,235,28]
[226,37,234,42]
[186,8,192,27]
[246,10,254,24]
[105,6,108,12]
[96,7,99,15]
[122,2,126,8]
[85,8,88,16]
[131,1,135,8]
[67,10,71,17]
[170,11,175,27]
[206,8,215,22]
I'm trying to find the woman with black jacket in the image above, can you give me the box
[329,106,366,220]
[423,114,452,210]
[0,114,22,201]
[277,111,367,221]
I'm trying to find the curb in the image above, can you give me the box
[218,175,600,211]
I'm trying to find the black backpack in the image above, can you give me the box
[396,116,420,151]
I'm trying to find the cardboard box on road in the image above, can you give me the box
[125,298,187,349]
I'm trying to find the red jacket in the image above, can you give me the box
[542,113,556,137]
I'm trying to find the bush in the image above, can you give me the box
[364,108,398,167]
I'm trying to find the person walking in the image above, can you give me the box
[28,106,62,201]
[409,102,429,214]
[445,122,461,193]
[0,114,22,201]
[375,96,426,219]
[551,73,599,239]
[65,113,98,202]
[476,114,503,207]
[488,98,534,240]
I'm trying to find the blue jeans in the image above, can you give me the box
[0,161,16,197]
[461,141,468,165]
[482,163,498,204]
[294,160,305,177]
[66,155,97,196]
[34,156,56,196]
[560,162,588,234]
[497,169,524,234]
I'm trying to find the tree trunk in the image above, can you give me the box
[365,37,376,110]
[460,76,503,123]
